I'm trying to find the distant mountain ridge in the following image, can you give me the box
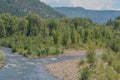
[54,7,120,23]
[0,0,64,18]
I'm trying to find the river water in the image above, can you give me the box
[0,47,88,80]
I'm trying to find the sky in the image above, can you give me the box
[40,0,120,10]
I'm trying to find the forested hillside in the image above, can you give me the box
[54,7,120,23]
[0,0,64,18]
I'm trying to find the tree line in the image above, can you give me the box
[0,13,119,58]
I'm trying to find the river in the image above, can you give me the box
[0,47,89,80]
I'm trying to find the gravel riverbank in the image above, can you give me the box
[45,59,80,80]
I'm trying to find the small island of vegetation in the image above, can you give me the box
[0,50,4,69]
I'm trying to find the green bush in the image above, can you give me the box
[79,60,118,80]
[102,50,109,62]
[112,60,120,73]
[102,49,116,66]
[79,59,85,66]
[79,67,91,80]
[105,66,118,80]
[0,50,4,61]
[87,47,96,64]
[12,46,17,53]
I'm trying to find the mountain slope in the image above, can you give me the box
[54,7,120,23]
[0,0,64,18]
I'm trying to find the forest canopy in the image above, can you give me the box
[0,13,119,58]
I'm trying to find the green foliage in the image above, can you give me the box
[105,67,118,80]
[110,39,120,52]
[80,67,91,80]
[87,46,96,64]
[79,60,118,80]
[102,49,115,65]
[102,49,120,73]
[12,46,17,53]
[102,50,110,62]
[0,0,64,18]
[0,13,119,59]
[112,60,120,73]
[79,59,85,66]
[0,50,4,61]
[0,12,119,79]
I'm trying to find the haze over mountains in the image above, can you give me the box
[0,0,64,18]
[0,0,120,23]
[54,7,120,23]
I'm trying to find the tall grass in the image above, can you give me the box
[0,50,4,61]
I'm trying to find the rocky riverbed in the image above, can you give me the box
[45,59,80,80]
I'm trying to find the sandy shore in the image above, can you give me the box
[45,59,80,80]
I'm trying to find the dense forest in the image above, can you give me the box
[0,13,119,57]
[0,13,120,79]
[0,0,64,18]
[54,7,120,23]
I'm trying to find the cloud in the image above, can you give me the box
[40,0,114,10]
[41,0,60,3]
[69,0,113,10]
